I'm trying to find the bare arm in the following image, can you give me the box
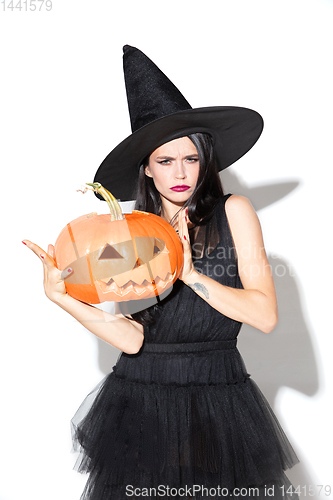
[178,195,278,334]
[23,240,144,354]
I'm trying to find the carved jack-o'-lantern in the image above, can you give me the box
[54,183,184,304]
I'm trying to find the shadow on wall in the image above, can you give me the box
[94,170,320,498]
[223,169,320,496]
[237,257,318,496]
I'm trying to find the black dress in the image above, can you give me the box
[71,194,299,500]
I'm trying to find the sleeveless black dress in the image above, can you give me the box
[71,194,299,500]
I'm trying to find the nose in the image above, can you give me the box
[174,160,186,179]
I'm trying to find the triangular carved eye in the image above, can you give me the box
[153,238,164,255]
[153,238,164,256]
[99,243,124,260]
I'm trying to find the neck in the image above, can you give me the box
[160,198,185,223]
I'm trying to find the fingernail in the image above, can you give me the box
[40,254,44,259]
[185,208,188,215]
[22,241,27,245]
[185,216,188,221]
[184,235,186,240]
[61,267,74,280]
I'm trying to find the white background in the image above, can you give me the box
[1,0,332,499]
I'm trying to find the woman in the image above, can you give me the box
[23,46,299,499]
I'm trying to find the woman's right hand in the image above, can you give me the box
[22,240,68,304]
[22,240,144,353]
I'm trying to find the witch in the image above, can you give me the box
[23,45,299,499]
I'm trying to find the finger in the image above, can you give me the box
[22,239,55,266]
[178,210,184,239]
[170,214,179,234]
[48,244,56,260]
[177,212,183,240]
[179,209,190,246]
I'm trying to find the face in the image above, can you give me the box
[145,136,200,212]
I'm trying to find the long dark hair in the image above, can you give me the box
[122,132,224,326]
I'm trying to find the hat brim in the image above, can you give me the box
[94,106,263,201]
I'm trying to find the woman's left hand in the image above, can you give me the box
[177,208,197,283]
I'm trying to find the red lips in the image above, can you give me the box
[170,185,190,192]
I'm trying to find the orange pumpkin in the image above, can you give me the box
[54,183,184,304]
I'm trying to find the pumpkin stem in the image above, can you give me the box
[85,183,125,221]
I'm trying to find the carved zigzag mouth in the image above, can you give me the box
[96,271,176,297]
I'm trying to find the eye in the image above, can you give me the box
[186,157,199,163]
[98,243,124,260]
[153,238,165,255]
[131,238,164,270]
[158,159,171,165]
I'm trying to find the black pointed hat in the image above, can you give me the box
[94,45,264,201]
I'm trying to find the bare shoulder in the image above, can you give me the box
[225,194,259,226]
[225,193,254,210]
[224,194,264,246]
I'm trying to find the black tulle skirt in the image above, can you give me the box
[71,340,299,500]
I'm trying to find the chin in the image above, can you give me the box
[171,196,191,206]
[159,190,192,208]
[170,191,192,202]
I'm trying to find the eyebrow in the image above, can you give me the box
[155,154,199,160]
